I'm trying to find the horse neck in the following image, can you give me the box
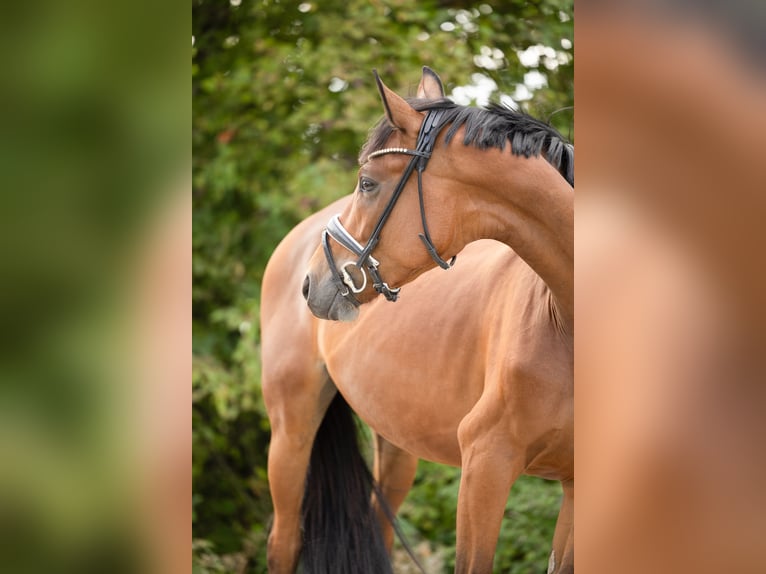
[441,142,574,328]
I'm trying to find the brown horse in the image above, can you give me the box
[261,197,536,573]
[301,67,574,573]
[262,195,569,574]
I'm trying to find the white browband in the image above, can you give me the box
[367,147,430,160]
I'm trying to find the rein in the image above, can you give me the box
[322,108,456,306]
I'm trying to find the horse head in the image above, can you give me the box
[304,67,463,321]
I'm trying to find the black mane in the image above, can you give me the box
[360,98,574,187]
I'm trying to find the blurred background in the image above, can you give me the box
[192,1,572,572]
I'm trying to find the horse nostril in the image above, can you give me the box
[302,275,310,300]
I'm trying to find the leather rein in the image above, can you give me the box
[321,108,456,307]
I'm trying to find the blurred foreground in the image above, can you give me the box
[0,0,189,572]
[576,3,766,573]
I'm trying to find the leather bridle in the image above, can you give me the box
[321,108,456,307]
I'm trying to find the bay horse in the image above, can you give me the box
[301,67,574,573]
[261,196,568,574]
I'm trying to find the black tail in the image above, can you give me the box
[301,392,393,574]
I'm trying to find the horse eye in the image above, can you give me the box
[359,177,377,193]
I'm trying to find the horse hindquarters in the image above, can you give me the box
[301,392,393,574]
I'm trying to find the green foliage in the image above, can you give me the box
[496,476,562,573]
[193,0,572,571]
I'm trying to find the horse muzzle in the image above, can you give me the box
[303,271,361,322]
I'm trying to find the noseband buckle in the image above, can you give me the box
[340,260,367,294]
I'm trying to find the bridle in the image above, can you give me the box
[321,108,456,306]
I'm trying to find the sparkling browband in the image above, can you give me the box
[368,147,430,160]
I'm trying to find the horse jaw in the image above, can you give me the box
[329,298,359,322]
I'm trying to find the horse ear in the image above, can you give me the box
[417,66,444,99]
[373,69,423,136]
